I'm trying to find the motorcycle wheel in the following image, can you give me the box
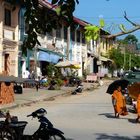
[71,91,77,95]
[0,130,14,140]
[48,134,66,140]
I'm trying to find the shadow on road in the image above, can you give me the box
[128,118,138,124]
[95,133,140,140]
[128,108,137,114]
[66,138,75,140]
[98,113,116,119]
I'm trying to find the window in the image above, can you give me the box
[77,30,80,42]
[5,9,11,26]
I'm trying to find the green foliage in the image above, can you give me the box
[84,25,100,42]
[55,78,64,87]
[123,34,138,44]
[99,18,105,28]
[108,62,117,77]
[108,48,124,69]
[109,47,140,70]
[45,63,62,78]
[43,78,63,88]
[84,18,105,42]
[119,24,126,33]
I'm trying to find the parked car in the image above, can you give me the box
[122,71,140,84]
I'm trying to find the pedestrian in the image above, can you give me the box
[98,77,104,86]
[35,82,39,92]
[112,86,128,118]
[135,94,140,123]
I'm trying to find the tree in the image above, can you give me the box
[123,34,138,45]
[109,47,140,71]
[108,48,124,70]
[84,11,140,42]
[103,11,140,39]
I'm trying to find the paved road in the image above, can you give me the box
[1,82,140,140]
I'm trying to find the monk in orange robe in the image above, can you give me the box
[135,94,140,123]
[112,86,128,118]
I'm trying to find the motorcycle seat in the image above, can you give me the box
[10,121,28,128]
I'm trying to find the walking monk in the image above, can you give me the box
[135,94,140,123]
[112,86,128,118]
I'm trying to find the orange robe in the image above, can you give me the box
[112,90,128,115]
[136,94,140,116]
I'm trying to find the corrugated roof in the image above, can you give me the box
[39,0,89,27]
[73,17,88,27]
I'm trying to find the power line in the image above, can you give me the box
[75,16,140,20]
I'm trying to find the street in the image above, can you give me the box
[5,83,140,140]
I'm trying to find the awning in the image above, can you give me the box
[38,51,60,64]
[55,60,79,67]
[0,75,31,83]
[100,56,112,62]
[38,48,65,64]
[38,48,64,57]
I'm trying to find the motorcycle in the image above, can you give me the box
[71,80,83,95]
[0,108,66,140]
[68,77,80,87]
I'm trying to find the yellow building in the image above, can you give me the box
[0,0,19,76]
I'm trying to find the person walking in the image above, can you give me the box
[112,86,128,118]
[135,94,140,123]
[35,82,39,92]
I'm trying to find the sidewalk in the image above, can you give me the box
[0,79,113,110]
[0,82,100,110]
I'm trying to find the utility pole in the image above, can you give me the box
[67,26,70,60]
[129,54,131,70]
[123,46,126,70]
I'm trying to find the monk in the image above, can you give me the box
[112,86,128,118]
[135,94,140,123]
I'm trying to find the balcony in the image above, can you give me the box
[2,26,18,51]
[3,25,16,41]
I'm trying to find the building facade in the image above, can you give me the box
[18,1,88,78]
[0,0,20,76]
[0,0,115,78]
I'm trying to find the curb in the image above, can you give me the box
[0,84,99,111]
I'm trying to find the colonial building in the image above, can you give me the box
[18,0,88,78]
[0,0,20,76]
[18,0,116,78]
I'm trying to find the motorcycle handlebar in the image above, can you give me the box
[27,114,32,117]
[27,112,37,118]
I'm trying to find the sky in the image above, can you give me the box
[73,0,140,42]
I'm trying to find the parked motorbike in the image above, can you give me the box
[71,80,83,95]
[48,80,57,90]
[68,77,81,87]
[0,108,66,140]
